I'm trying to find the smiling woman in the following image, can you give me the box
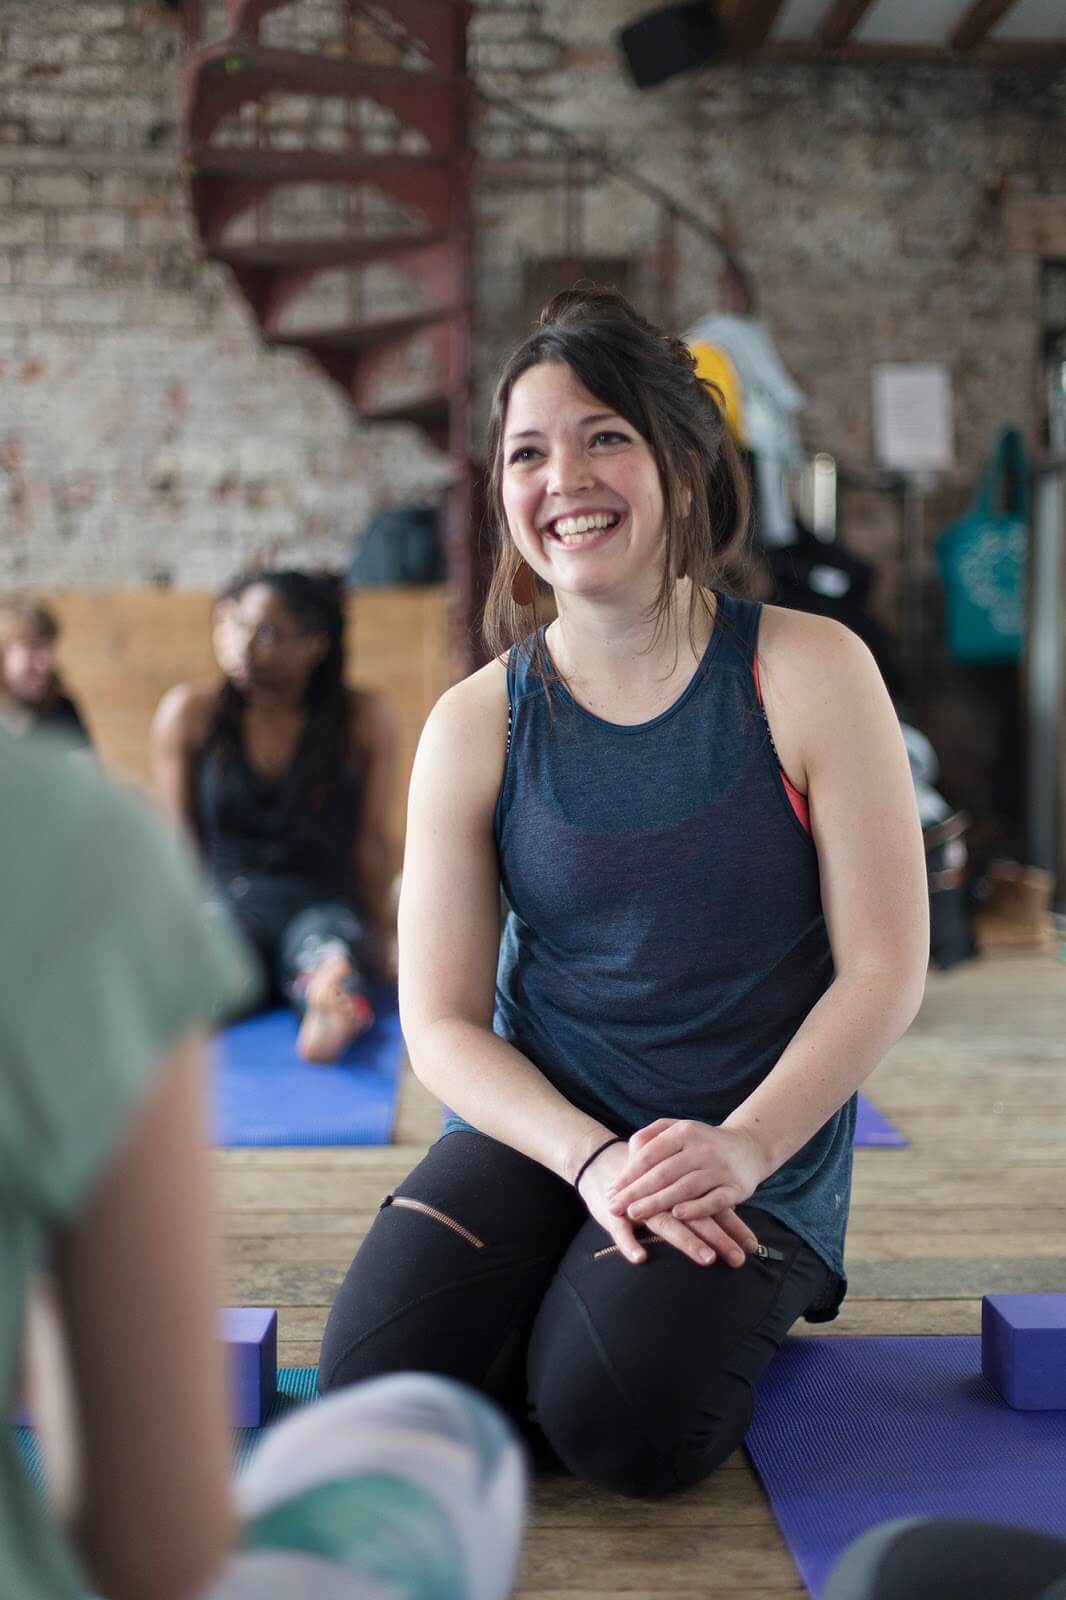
[482,289,752,685]
[319,287,930,1500]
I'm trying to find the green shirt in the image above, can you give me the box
[0,728,256,1600]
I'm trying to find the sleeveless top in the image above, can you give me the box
[196,711,363,904]
[450,591,853,1293]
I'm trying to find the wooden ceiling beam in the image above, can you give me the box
[761,37,1066,66]
[816,0,876,51]
[723,0,787,53]
[950,0,1021,53]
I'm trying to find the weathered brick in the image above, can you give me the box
[47,290,127,326]
[0,292,48,327]
[14,172,92,207]
[95,172,171,209]
[53,209,130,249]
[20,249,94,288]
[0,211,47,245]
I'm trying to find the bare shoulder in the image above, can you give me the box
[415,656,510,811]
[757,604,885,714]
[152,680,217,749]
[755,606,891,790]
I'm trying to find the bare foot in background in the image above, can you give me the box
[296,954,374,1064]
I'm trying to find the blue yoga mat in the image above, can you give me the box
[746,1336,1066,1596]
[16,1368,320,1487]
[853,1092,907,1148]
[212,988,404,1147]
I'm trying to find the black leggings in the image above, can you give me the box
[211,884,374,1011]
[319,1131,834,1498]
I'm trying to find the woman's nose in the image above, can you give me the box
[546,443,593,497]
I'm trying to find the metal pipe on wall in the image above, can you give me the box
[1027,461,1064,901]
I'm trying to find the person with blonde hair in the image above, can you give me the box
[0,598,92,749]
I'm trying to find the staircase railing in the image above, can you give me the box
[165,0,751,670]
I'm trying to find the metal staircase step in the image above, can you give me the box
[208,231,449,271]
[187,147,460,239]
[361,390,452,449]
[266,307,457,355]
[226,0,470,70]
[209,233,461,333]
[184,43,462,149]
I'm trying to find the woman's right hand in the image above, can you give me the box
[577,1141,759,1269]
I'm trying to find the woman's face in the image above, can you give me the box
[222,585,326,694]
[500,360,666,603]
[3,631,56,705]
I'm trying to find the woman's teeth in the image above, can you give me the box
[551,512,620,544]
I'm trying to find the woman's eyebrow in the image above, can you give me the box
[505,412,620,443]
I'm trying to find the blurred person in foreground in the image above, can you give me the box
[2,727,523,1600]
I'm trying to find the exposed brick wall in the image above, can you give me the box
[1,0,1064,606]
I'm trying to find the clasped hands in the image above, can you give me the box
[577,1118,767,1269]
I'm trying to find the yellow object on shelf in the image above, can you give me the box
[688,340,747,445]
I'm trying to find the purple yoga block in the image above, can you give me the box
[222,1307,278,1427]
[982,1294,1066,1410]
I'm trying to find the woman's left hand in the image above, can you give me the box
[608,1119,767,1223]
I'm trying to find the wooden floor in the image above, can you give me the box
[217,949,1066,1598]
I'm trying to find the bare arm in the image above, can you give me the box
[718,615,928,1170]
[351,689,398,960]
[400,666,621,1188]
[56,1032,234,1600]
[611,613,930,1221]
[150,685,207,839]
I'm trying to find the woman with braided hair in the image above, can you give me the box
[319,288,928,1494]
[151,568,396,1063]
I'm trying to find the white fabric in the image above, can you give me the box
[203,1376,526,1600]
[685,313,806,544]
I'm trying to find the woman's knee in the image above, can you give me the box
[534,1399,739,1498]
[529,1350,743,1498]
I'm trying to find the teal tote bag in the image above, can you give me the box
[935,427,1029,663]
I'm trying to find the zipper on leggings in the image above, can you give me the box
[593,1238,786,1263]
[593,1237,668,1261]
[381,1194,485,1250]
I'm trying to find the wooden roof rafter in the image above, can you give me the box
[950,0,1022,53]
[816,0,877,51]
[719,0,787,54]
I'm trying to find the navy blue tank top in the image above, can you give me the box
[453,591,853,1285]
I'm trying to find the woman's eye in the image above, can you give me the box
[590,430,629,447]
[508,446,540,465]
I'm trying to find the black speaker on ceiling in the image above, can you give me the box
[617,2,724,89]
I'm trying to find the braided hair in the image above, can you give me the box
[207,568,350,806]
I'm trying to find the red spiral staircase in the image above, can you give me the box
[167,1,749,672]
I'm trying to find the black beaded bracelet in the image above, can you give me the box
[574,1136,625,1192]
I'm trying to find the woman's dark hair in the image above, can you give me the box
[482,286,753,678]
[207,568,349,804]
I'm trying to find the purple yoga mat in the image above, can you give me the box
[746,1336,1066,1596]
[853,1092,907,1147]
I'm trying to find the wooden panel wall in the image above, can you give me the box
[47,588,452,845]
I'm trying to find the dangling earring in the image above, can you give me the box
[510,561,535,607]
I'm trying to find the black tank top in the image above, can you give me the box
[196,710,362,903]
